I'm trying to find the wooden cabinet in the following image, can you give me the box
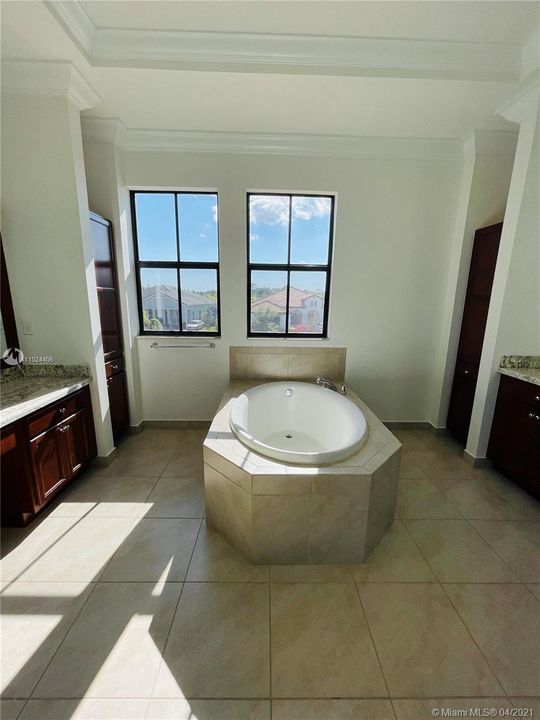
[90,211,130,441]
[447,223,502,443]
[107,372,129,440]
[1,386,97,526]
[488,374,540,499]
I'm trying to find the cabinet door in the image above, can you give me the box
[30,426,68,502]
[497,400,537,481]
[446,374,476,444]
[107,371,129,440]
[524,419,540,499]
[62,410,91,478]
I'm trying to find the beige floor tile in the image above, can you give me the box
[398,456,427,480]
[1,518,79,582]
[406,519,518,582]
[119,429,184,451]
[34,582,180,698]
[358,583,503,697]
[16,517,141,582]
[406,450,473,480]
[353,521,436,582]
[433,476,540,521]
[0,699,25,720]
[162,450,204,478]
[1,582,94,698]
[185,522,269,582]
[145,476,205,518]
[470,521,540,583]
[271,583,387,698]
[48,475,158,518]
[19,699,149,719]
[396,476,462,519]
[528,584,540,601]
[392,698,512,720]
[105,448,176,478]
[510,698,540,714]
[272,699,395,719]
[145,699,270,719]
[153,583,269,698]
[101,518,201,582]
[444,583,540,696]
[271,564,356,582]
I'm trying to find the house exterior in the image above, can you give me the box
[142,285,215,331]
[251,286,324,332]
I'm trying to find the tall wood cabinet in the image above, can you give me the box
[90,211,130,440]
[446,223,502,443]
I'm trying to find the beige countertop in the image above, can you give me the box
[0,369,91,428]
[498,367,540,387]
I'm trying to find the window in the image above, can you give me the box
[131,191,220,335]
[247,193,334,337]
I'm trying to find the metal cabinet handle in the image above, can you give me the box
[464,370,470,375]
[59,407,66,414]
[535,396,540,402]
[111,364,118,370]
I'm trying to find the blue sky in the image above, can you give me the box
[135,192,331,292]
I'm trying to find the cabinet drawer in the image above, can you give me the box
[455,360,477,382]
[26,387,90,439]
[501,374,540,406]
[105,356,124,378]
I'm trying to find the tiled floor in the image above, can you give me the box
[1,427,539,720]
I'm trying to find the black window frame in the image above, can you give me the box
[131,190,221,337]
[246,191,335,339]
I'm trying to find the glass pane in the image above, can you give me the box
[140,267,180,332]
[249,195,289,264]
[134,193,177,261]
[180,269,219,333]
[288,271,327,334]
[178,193,219,262]
[290,196,332,265]
[250,270,288,334]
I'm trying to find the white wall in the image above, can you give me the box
[468,113,540,458]
[1,93,114,456]
[431,133,516,428]
[82,148,463,422]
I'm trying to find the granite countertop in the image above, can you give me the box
[0,365,91,428]
[498,355,540,387]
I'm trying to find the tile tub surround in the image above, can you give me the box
[203,381,401,564]
[0,365,91,428]
[229,346,346,381]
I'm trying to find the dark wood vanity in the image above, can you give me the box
[1,386,97,526]
[488,374,540,499]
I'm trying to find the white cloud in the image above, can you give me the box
[292,196,331,221]
[249,195,290,226]
[249,195,331,226]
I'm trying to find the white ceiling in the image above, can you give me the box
[1,1,539,142]
[82,1,538,44]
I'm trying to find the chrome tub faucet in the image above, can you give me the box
[315,377,347,395]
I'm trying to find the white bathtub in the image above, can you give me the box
[229,381,368,465]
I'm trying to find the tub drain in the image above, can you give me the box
[285,433,293,439]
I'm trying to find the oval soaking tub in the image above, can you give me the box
[229,381,367,464]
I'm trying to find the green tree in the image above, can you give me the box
[143,310,162,331]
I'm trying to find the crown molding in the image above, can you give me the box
[497,73,540,124]
[2,61,102,110]
[81,117,462,159]
[43,0,96,57]
[45,1,520,82]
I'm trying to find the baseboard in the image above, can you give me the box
[143,419,211,429]
[93,447,118,467]
[431,426,451,437]
[384,421,432,430]
[463,450,490,468]
[128,422,144,435]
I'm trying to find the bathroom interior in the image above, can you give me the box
[0,1,539,719]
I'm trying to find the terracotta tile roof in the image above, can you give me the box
[251,286,321,311]
[142,285,213,306]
